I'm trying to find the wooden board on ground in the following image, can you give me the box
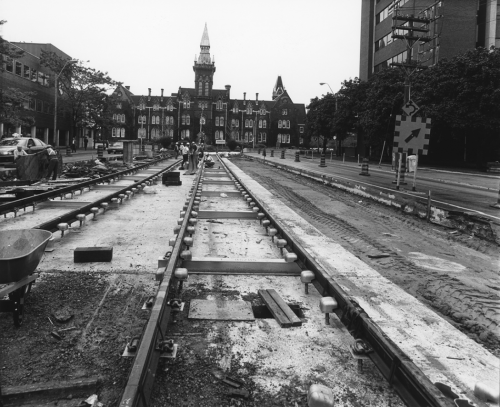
[258,289,302,328]
[267,289,302,326]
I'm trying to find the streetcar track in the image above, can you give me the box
[234,162,500,356]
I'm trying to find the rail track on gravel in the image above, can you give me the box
[117,154,465,407]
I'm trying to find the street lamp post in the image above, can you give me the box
[54,59,77,147]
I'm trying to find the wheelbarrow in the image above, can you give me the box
[0,229,52,326]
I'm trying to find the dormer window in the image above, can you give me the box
[153,104,159,111]
[216,100,223,110]
[116,102,122,109]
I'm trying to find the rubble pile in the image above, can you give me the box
[61,159,133,179]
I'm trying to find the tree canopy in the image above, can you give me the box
[40,50,117,138]
[305,47,500,164]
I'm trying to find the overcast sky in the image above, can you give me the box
[2,0,361,105]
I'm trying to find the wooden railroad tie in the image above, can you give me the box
[258,289,302,328]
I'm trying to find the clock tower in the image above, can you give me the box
[193,23,216,99]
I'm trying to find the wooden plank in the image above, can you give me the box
[267,289,302,327]
[2,377,98,403]
[258,289,292,328]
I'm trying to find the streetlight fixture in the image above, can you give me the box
[319,82,334,94]
[54,59,78,147]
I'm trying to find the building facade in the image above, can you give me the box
[108,25,306,147]
[359,0,500,81]
[1,42,72,145]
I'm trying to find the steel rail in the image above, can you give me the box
[33,160,181,232]
[0,157,173,216]
[218,155,453,407]
[119,162,203,407]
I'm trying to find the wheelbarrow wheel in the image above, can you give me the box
[9,286,27,327]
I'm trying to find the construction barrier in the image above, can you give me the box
[393,152,407,189]
[319,154,326,167]
[359,158,370,176]
[491,185,500,209]
[97,145,104,159]
[280,150,285,159]
[295,151,300,162]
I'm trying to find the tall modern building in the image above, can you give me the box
[359,0,500,81]
[108,25,307,147]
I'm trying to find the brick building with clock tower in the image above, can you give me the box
[107,24,306,148]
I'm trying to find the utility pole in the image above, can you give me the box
[391,5,433,102]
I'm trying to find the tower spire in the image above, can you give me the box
[200,23,210,47]
[273,76,285,100]
[198,23,211,64]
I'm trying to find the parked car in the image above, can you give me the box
[107,142,123,154]
[0,137,51,166]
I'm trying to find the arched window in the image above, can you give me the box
[215,117,219,126]
[231,119,236,127]
[277,134,282,143]
[249,119,253,128]
[205,82,209,96]
[245,119,249,128]
[186,115,190,125]
[199,81,203,95]
[151,128,160,139]
[120,128,126,138]
[182,115,186,125]
[216,100,223,110]
[235,119,239,127]
[220,117,224,127]
[258,120,262,128]
[113,114,117,121]
[122,114,126,123]
[287,120,291,128]
[112,128,117,137]
[246,104,252,114]
[278,120,282,128]
[170,116,174,125]
[263,120,267,128]
[169,129,174,137]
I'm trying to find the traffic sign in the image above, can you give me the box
[393,115,431,155]
[216,140,225,144]
[402,100,420,116]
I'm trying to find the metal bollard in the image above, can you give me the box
[295,151,300,162]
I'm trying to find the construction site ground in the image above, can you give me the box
[231,157,500,357]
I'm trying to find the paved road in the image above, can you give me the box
[245,152,500,222]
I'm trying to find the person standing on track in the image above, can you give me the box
[180,142,189,170]
[45,147,60,180]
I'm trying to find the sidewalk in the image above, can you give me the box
[246,150,499,192]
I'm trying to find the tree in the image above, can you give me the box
[412,47,500,164]
[40,50,116,143]
[0,20,35,133]
[305,93,337,153]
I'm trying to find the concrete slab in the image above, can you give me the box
[192,219,281,259]
[201,196,248,212]
[181,274,403,404]
[188,299,254,321]
[223,158,500,398]
[34,162,192,274]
